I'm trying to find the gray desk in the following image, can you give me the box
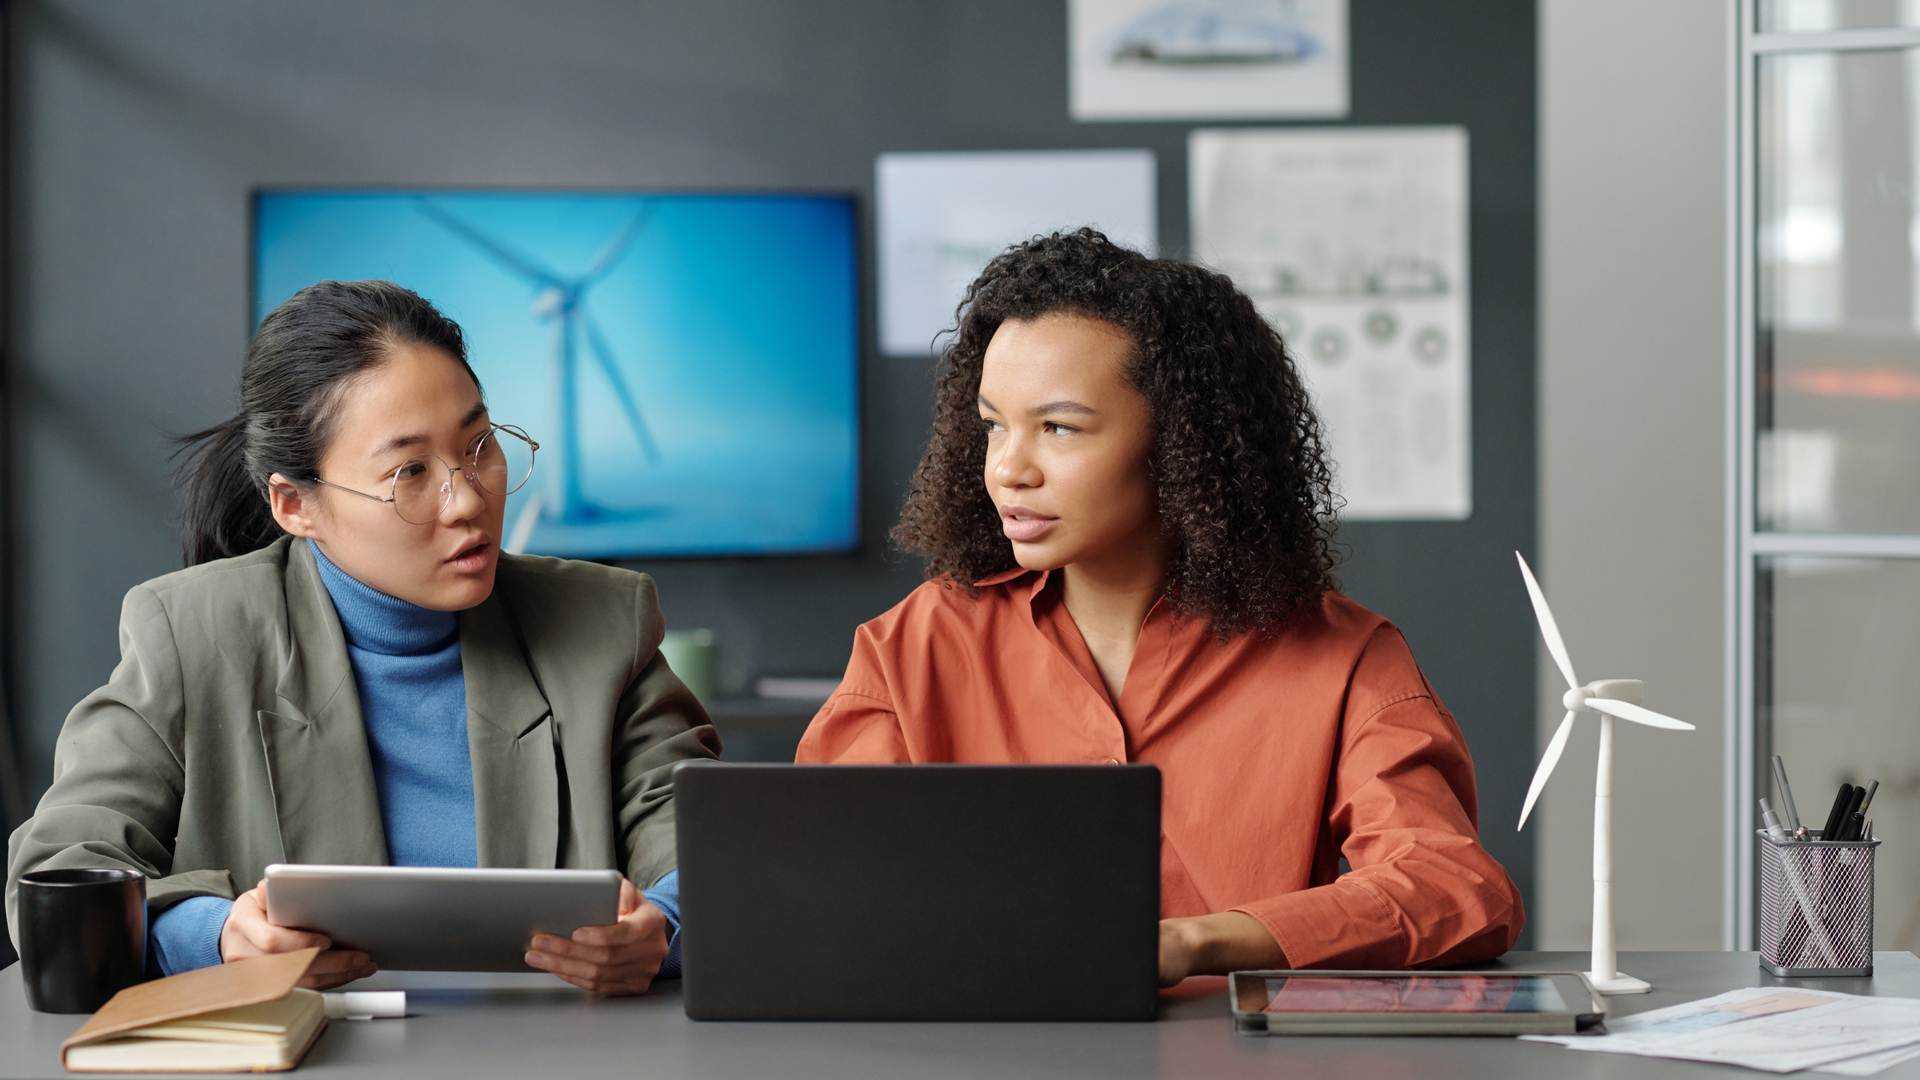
[4,951,1919,1078]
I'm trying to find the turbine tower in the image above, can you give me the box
[415,197,661,525]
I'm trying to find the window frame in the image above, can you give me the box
[1727,3,1920,947]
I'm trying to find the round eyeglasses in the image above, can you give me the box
[313,423,539,525]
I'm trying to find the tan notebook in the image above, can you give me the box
[61,947,327,1073]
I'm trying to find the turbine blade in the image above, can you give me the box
[582,311,661,464]
[580,203,655,285]
[1515,551,1579,690]
[414,197,564,288]
[1585,698,1695,731]
[1518,710,1577,831]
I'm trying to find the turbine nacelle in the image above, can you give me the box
[530,287,570,320]
[1561,679,1641,715]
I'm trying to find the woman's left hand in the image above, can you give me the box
[1159,918,1202,986]
[525,878,669,995]
[1159,912,1282,986]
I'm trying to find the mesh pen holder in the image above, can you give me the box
[1757,829,1879,977]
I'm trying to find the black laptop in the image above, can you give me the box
[674,763,1161,1021]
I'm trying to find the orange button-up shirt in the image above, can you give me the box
[796,569,1525,970]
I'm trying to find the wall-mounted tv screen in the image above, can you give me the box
[253,189,859,559]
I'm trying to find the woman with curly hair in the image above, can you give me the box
[797,229,1523,984]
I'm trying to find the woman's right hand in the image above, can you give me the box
[219,881,376,989]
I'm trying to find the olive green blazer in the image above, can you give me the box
[5,536,721,945]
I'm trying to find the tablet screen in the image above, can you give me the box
[1258,974,1568,1014]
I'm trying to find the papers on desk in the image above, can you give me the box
[1522,987,1920,1075]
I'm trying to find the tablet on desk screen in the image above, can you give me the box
[263,864,621,972]
[1229,971,1607,1036]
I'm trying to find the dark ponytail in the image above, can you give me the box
[174,280,479,566]
[175,416,278,568]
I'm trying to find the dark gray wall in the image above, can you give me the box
[7,0,1537,937]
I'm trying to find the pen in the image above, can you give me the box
[1760,798,1787,841]
[1856,780,1879,823]
[1772,755,1802,832]
[1838,785,1868,841]
[323,991,406,1021]
[1820,783,1856,841]
[1843,810,1866,844]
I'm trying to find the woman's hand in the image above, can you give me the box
[1159,911,1285,986]
[524,878,669,995]
[220,881,376,990]
[1159,917,1204,986]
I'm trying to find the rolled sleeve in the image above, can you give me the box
[1232,691,1525,969]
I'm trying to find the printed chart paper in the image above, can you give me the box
[1190,126,1471,520]
[1523,987,1920,1076]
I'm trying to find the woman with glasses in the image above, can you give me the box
[4,280,720,995]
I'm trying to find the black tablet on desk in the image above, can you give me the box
[1230,970,1608,1035]
[673,762,1161,1021]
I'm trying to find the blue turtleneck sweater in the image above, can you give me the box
[311,539,479,868]
[149,540,682,976]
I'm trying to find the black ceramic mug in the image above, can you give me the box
[17,868,147,1013]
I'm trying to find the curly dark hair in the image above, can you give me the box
[892,227,1342,637]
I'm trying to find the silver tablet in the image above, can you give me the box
[264,864,622,972]
[1229,970,1607,1036]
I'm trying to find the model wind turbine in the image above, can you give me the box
[415,197,662,531]
[1513,551,1695,995]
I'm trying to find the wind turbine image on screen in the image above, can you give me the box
[414,196,661,532]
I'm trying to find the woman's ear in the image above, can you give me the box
[266,473,321,539]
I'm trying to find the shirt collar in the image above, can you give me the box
[979,565,1189,636]
[971,566,1053,602]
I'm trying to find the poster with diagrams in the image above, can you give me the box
[1069,0,1348,120]
[876,149,1157,356]
[1190,126,1471,520]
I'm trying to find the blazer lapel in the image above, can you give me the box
[460,588,559,869]
[257,540,387,866]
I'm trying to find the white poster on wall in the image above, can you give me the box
[876,149,1157,356]
[1069,0,1348,121]
[1190,126,1471,520]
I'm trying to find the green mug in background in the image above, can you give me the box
[659,629,717,703]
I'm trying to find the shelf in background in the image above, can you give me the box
[704,696,823,763]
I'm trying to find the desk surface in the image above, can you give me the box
[4,951,1919,1078]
